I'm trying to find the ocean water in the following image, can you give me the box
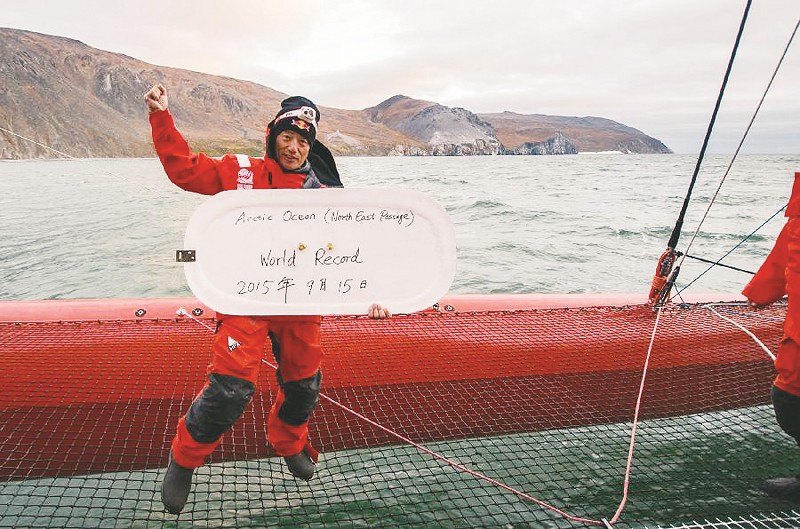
[1,153,797,301]
[1,154,798,528]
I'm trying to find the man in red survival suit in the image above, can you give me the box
[144,84,392,515]
[743,171,800,501]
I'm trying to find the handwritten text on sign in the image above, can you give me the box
[183,189,455,315]
[234,208,415,227]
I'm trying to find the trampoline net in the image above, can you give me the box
[0,300,795,528]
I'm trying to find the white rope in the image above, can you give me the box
[703,302,777,361]
[0,125,77,159]
[176,307,215,332]
[1,125,188,195]
[607,304,663,525]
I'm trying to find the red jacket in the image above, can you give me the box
[149,108,321,327]
[742,172,800,340]
[149,109,309,193]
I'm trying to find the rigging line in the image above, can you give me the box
[681,254,754,275]
[176,308,604,526]
[675,13,800,277]
[703,302,776,361]
[665,0,752,252]
[675,205,786,294]
[312,365,605,526]
[1,123,166,194]
[0,125,77,159]
[608,305,663,525]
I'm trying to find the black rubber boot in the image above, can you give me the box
[284,450,315,481]
[764,476,800,502]
[162,451,195,514]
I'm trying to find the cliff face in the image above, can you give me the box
[366,96,504,155]
[510,132,578,155]
[0,28,671,159]
[481,112,671,154]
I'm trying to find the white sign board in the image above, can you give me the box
[181,188,456,315]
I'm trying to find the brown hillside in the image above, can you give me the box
[482,112,671,154]
[0,27,670,159]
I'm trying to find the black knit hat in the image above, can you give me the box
[266,96,320,160]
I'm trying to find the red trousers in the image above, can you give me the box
[776,338,800,397]
[171,314,323,468]
[778,217,800,396]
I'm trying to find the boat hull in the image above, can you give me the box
[0,294,780,480]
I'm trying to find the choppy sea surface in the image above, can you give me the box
[1,153,797,301]
[1,153,799,528]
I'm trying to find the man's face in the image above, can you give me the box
[275,130,310,171]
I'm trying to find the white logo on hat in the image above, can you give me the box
[276,106,318,127]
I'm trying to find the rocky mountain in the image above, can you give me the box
[366,95,504,155]
[0,28,671,159]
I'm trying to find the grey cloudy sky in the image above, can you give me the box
[4,0,799,153]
